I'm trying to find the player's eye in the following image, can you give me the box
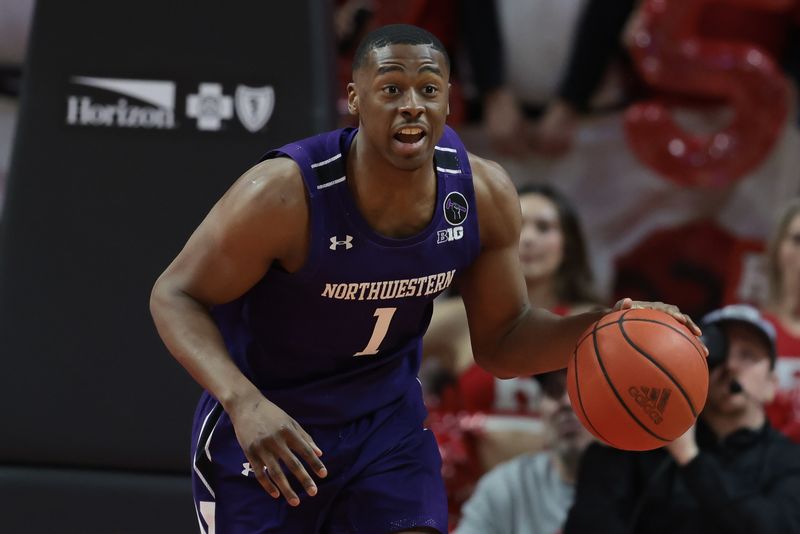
[383,85,400,95]
[423,85,438,95]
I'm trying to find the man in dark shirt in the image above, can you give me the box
[565,304,800,534]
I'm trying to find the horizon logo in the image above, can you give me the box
[628,385,672,425]
[330,235,353,250]
[66,76,176,129]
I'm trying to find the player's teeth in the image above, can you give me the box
[399,128,422,134]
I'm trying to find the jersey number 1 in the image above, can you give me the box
[354,307,397,356]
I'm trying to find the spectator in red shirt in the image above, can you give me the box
[761,198,800,443]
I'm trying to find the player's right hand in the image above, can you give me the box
[228,393,327,506]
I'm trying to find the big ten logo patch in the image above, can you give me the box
[437,226,464,244]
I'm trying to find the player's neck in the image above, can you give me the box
[346,133,437,237]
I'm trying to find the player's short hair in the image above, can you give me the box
[352,24,450,71]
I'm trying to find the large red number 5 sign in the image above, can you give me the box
[624,0,792,188]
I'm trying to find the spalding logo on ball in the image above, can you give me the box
[567,308,709,451]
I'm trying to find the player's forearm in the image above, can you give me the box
[149,283,261,412]
[475,307,607,378]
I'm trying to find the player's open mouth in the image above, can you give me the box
[393,127,426,144]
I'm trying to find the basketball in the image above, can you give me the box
[567,308,709,451]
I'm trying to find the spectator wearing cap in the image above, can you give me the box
[564,304,800,534]
[455,369,594,534]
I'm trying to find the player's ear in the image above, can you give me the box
[347,82,358,115]
[447,83,451,116]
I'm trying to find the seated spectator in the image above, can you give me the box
[762,198,800,443]
[455,369,594,534]
[565,304,800,534]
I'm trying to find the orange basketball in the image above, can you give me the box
[567,308,709,451]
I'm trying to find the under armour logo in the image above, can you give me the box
[242,462,255,477]
[628,385,672,425]
[330,235,354,250]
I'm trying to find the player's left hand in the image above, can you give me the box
[665,424,699,466]
[613,297,703,337]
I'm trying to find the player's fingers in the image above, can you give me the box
[288,430,328,479]
[682,314,703,337]
[250,458,280,499]
[263,457,300,507]
[613,297,633,311]
[660,307,702,337]
[277,446,319,497]
[294,424,324,458]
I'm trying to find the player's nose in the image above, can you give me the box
[399,91,424,119]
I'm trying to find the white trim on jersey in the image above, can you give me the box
[193,407,218,499]
[436,166,460,174]
[199,501,216,534]
[194,501,206,534]
[310,152,342,168]
[317,176,346,190]
[434,146,457,153]
[205,415,219,462]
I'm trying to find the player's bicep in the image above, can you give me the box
[156,159,307,306]
[458,154,529,359]
[458,243,528,356]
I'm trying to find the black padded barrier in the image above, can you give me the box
[0,0,335,531]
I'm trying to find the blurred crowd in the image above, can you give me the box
[3,0,800,532]
[332,0,800,532]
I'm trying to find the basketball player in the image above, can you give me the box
[149,24,699,534]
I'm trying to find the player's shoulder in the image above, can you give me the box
[467,152,520,247]
[223,156,307,216]
[467,153,517,203]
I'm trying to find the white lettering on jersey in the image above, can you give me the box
[321,269,456,301]
[437,225,464,244]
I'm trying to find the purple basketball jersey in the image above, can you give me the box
[211,125,480,425]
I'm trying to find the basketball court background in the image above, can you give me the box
[0,1,335,531]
